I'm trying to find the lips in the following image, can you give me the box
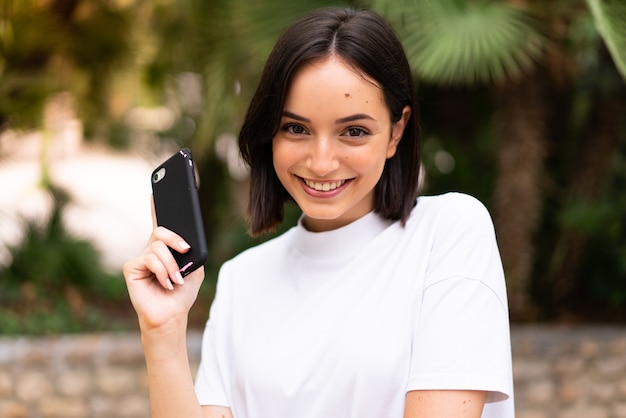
[303,178,347,191]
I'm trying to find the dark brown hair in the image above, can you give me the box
[239,7,421,236]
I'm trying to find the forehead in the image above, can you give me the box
[285,57,385,106]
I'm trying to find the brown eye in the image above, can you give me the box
[345,126,369,137]
[282,123,307,135]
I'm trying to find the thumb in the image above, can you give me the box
[150,194,157,228]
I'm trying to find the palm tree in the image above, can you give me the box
[548,0,626,308]
[368,0,626,319]
[587,0,626,80]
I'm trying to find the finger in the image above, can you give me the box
[187,271,204,293]
[150,226,191,254]
[122,258,152,283]
[149,239,186,286]
[182,265,204,286]
[150,194,157,228]
[143,251,174,290]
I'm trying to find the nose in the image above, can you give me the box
[305,136,340,176]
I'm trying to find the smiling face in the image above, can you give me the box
[272,57,411,232]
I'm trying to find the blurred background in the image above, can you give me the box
[0,0,625,335]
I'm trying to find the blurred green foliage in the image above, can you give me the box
[0,187,131,335]
[0,0,132,135]
[0,0,625,332]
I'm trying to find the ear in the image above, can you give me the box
[386,105,411,159]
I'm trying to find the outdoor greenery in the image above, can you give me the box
[0,187,132,334]
[0,0,624,333]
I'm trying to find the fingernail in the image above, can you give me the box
[167,279,174,291]
[179,241,190,250]
[175,271,184,285]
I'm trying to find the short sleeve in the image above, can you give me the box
[407,194,513,403]
[194,264,233,407]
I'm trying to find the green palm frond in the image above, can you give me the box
[371,0,544,85]
[586,0,626,80]
[230,0,341,58]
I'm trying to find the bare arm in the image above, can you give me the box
[202,406,234,418]
[140,317,203,418]
[123,200,233,418]
[404,390,486,418]
[139,319,233,418]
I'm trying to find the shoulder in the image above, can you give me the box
[412,193,504,288]
[408,193,502,279]
[410,192,495,233]
[415,192,490,218]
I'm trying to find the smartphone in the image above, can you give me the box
[151,148,208,276]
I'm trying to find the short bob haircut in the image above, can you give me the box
[239,7,421,236]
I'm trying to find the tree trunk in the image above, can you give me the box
[551,90,626,305]
[491,70,547,321]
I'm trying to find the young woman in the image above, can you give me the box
[124,7,514,418]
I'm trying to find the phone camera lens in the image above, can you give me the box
[152,167,166,183]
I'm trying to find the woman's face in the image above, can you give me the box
[272,57,410,232]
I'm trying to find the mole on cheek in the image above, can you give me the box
[344,93,351,98]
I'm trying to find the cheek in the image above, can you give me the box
[353,146,390,173]
[272,140,283,165]
[272,141,294,178]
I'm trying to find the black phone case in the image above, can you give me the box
[151,148,208,276]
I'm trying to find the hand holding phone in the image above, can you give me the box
[151,148,208,277]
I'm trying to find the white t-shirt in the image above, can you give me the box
[195,193,514,417]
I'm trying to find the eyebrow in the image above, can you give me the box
[282,110,375,124]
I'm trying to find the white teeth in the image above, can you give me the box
[304,179,346,191]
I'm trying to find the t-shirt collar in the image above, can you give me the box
[293,211,392,260]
